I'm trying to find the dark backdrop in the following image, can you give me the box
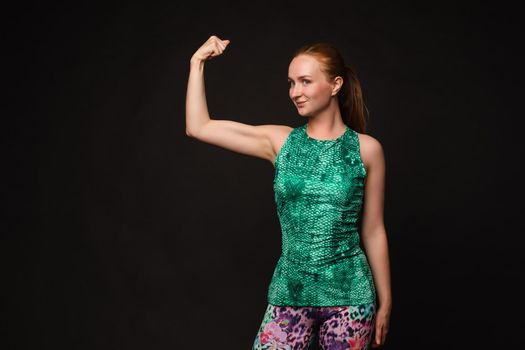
[4,0,523,349]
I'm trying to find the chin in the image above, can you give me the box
[297,109,310,117]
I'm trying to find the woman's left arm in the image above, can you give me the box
[358,134,391,347]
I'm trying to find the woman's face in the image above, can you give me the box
[288,54,336,117]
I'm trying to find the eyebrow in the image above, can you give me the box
[287,75,312,80]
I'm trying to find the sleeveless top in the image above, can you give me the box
[267,123,376,306]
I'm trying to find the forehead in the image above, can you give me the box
[288,54,323,78]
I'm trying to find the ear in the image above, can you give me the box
[331,76,344,96]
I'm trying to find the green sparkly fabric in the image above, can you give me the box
[268,123,376,306]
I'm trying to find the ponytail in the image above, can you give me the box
[340,66,369,133]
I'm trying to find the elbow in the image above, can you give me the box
[361,224,387,241]
[185,126,198,138]
[186,120,209,139]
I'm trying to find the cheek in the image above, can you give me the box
[309,86,330,100]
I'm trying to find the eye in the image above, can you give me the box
[288,80,294,87]
[302,79,311,85]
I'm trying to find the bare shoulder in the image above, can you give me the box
[356,132,385,171]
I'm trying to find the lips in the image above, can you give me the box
[296,101,307,107]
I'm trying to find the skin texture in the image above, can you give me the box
[185,35,391,348]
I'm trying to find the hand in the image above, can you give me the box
[371,305,390,347]
[191,35,230,63]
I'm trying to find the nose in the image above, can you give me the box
[290,84,303,99]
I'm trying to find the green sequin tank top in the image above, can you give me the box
[268,123,376,306]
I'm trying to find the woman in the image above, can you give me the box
[185,35,391,350]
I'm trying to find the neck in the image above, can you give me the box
[306,103,345,139]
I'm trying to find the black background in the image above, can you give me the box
[3,0,524,349]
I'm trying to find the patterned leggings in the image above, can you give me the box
[252,302,376,350]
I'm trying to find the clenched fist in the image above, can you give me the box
[191,35,231,63]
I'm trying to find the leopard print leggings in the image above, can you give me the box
[252,302,376,350]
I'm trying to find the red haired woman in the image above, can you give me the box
[185,35,392,349]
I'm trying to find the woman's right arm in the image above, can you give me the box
[185,35,292,165]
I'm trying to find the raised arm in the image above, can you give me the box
[185,35,292,166]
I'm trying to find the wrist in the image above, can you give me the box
[378,300,392,312]
[190,56,205,67]
[377,296,392,309]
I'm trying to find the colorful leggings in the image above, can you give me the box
[252,302,376,350]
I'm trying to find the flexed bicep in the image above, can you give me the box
[191,120,291,164]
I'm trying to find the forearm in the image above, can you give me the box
[185,58,211,137]
[361,228,392,310]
